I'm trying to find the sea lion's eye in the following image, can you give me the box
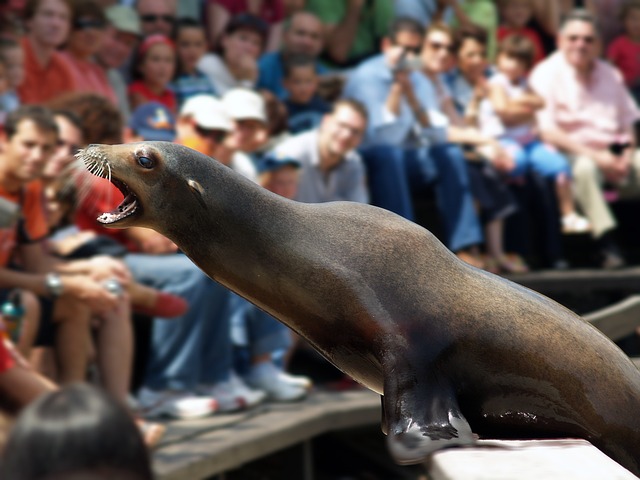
[138,156,154,169]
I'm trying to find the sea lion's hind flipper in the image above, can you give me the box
[382,371,474,465]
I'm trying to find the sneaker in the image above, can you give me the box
[198,372,266,412]
[562,213,591,234]
[246,362,309,402]
[137,387,217,420]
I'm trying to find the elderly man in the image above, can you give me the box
[257,10,326,99]
[530,9,640,269]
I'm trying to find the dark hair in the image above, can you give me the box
[559,8,600,33]
[216,13,268,54]
[0,37,20,57]
[497,34,536,69]
[332,98,369,124]
[282,53,316,78]
[619,0,640,21]
[0,383,153,480]
[70,0,106,29]
[259,89,289,136]
[47,93,123,144]
[173,17,205,76]
[452,24,488,54]
[388,16,425,44]
[4,105,59,140]
[24,0,74,21]
[52,109,84,139]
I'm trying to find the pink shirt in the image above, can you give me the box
[529,51,640,150]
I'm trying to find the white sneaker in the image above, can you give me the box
[246,362,309,402]
[562,213,591,234]
[198,371,266,412]
[137,387,217,420]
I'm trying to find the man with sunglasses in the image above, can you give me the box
[136,0,176,38]
[530,9,640,269]
[342,16,484,268]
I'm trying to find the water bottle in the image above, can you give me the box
[1,290,24,343]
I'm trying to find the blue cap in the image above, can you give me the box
[259,151,301,173]
[128,102,176,141]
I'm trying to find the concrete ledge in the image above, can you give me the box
[429,439,638,480]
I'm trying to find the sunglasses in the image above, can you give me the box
[74,18,106,30]
[567,34,595,44]
[195,126,227,143]
[140,14,175,24]
[428,40,453,53]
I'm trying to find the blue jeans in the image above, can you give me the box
[359,143,483,252]
[228,293,293,374]
[501,139,571,179]
[124,253,232,392]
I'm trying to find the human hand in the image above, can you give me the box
[237,55,258,82]
[595,150,630,184]
[86,256,132,286]
[63,275,120,315]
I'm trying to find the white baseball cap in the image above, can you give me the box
[180,95,233,131]
[221,88,267,123]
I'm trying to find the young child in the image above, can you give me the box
[607,0,640,105]
[128,34,177,113]
[281,54,330,134]
[486,35,590,234]
[496,0,545,65]
[0,38,23,115]
[171,18,217,108]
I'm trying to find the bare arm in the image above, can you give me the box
[125,227,178,254]
[205,2,231,48]
[488,83,537,126]
[323,0,364,65]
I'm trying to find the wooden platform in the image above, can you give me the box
[150,289,640,480]
[152,388,380,480]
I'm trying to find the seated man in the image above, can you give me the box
[257,10,327,100]
[272,98,370,205]
[342,16,484,266]
[530,9,640,269]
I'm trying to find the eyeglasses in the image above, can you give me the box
[428,40,453,53]
[140,14,175,24]
[74,18,106,30]
[567,34,595,44]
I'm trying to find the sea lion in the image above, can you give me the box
[80,142,640,476]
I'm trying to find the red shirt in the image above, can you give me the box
[0,181,49,268]
[497,26,546,66]
[128,80,177,114]
[17,37,75,105]
[0,340,15,374]
[607,35,640,87]
[207,0,284,25]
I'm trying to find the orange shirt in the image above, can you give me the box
[17,37,76,105]
[0,181,49,268]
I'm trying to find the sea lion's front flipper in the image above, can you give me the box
[382,364,474,465]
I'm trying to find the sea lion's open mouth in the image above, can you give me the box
[97,177,140,225]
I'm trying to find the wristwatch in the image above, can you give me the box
[45,273,64,298]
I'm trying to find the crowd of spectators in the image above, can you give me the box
[0,0,639,471]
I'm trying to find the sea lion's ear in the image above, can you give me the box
[188,179,207,209]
